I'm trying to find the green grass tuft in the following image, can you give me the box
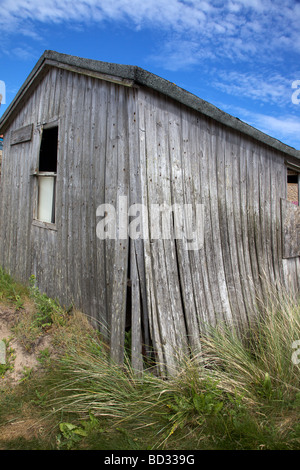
[0,269,299,450]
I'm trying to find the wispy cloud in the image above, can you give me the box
[219,102,300,148]
[1,41,38,61]
[256,114,300,139]
[249,113,300,150]
[1,0,299,148]
[149,38,215,71]
[1,1,300,63]
[212,71,298,107]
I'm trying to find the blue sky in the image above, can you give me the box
[0,0,300,150]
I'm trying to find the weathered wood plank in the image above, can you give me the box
[187,117,214,334]
[238,135,257,320]
[208,120,236,326]
[130,240,143,373]
[270,152,285,286]
[145,94,178,374]
[127,87,151,365]
[167,101,202,354]
[94,80,109,335]
[10,124,33,146]
[281,198,300,259]
[138,90,165,375]
[228,130,249,328]
[109,83,130,365]
[157,95,189,363]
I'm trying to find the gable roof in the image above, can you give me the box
[0,50,299,162]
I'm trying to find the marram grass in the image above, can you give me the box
[1,267,299,448]
[44,283,300,449]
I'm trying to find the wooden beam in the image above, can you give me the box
[45,60,135,88]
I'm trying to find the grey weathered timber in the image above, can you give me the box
[130,240,143,373]
[0,51,299,375]
[281,199,300,259]
[10,124,33,146]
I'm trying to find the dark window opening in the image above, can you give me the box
[287,169,299,206]
[39,126,58,172]
[36,126,58,224]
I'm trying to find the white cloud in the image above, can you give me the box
[149,38,215,71]
[1,0,300,120]
[257,114,300,138]
[212,71,297,107]
[0,0,207,30]
[0,0,299,61]
[250,113,300,149]
[218,102,300,148]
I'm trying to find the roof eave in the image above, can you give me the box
[0,50,299,161]
[133,66,300,160]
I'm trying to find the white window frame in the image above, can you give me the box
[32,121,58,231]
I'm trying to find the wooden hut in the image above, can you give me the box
[0,51,299,374]
[0,135,3,177]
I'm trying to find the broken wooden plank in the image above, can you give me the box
[130,240,143,373]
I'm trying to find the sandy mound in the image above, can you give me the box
[0,304,52,385]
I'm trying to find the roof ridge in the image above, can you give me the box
[0,50,299,160]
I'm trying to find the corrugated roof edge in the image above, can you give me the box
[0,50,299,161]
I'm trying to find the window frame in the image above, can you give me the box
[286,161,300,207]
[32,121,59,231]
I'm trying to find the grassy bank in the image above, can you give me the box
[0,267,299,450]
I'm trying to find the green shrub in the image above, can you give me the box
[29,275,66,328]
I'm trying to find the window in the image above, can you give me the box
[287,169,299,206]
[36,126,58,224]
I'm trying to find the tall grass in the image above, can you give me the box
[2,266,297,449]
[199,289,300,406]
[0,267,28,307]
[45,283,300,449]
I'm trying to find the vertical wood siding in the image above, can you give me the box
[0,68,135,353]
[136,88,299,373]
[0,68,299,374]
